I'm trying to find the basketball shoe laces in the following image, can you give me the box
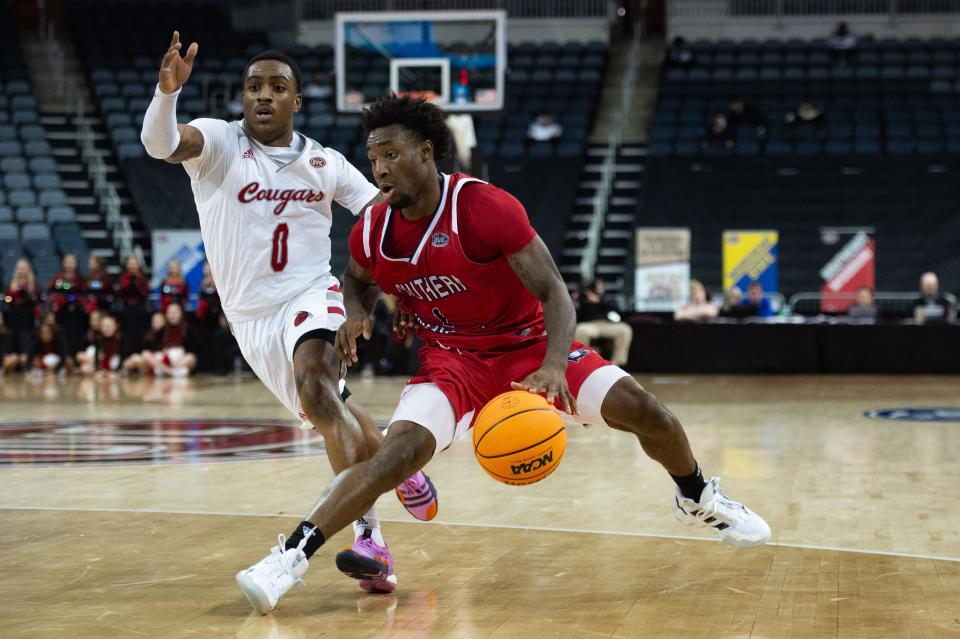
[692,480,748,526]
[270,530,313,587]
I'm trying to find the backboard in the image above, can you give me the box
[335,10,506,113]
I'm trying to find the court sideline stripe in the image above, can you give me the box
[2,504,959,564]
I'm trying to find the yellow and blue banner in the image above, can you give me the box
[722,230,779,293]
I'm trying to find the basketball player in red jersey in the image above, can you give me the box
[236,95,770,613]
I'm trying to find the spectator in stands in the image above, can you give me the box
[159,259,189,311]
[0,313,17,375]
[674,280,718,323]
[76,313,124,376]
[527,113,563,142]
[785,100,827,140]
[846,286,878,320]
[727,98,768,139]
[123,311,165,374]
[719,286,754,319]
[48,252,87,355]
[5,258,41,370]
[85,255,114,313]
[117,255,151,354]
[573,277,633,366]
[829,22,858,66]
[27,322,72,376]
[700,113,735,151]
[745,281,775,317]
[195,261,233,373]
[913,272,956,325]
[138,303,198,377]
[667,36,695,66]
[303,71,332,100]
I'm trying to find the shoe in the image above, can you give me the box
[673,476,771,548]
[335,531,397,593]
[235,532,312,614]
[395,470,438,521]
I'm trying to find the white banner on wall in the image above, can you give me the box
[634,228,691,312]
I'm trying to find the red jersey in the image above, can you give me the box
[350,173,545,352]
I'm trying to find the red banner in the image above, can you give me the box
[819,230,876,313]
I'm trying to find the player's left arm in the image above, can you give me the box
[507,236,578,414]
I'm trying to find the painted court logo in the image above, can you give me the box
[0,419,326,465]
[865,408,960,422]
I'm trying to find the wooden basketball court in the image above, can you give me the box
[1,373,959,638]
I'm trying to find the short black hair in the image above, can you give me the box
[243,50,302,93]
[361,94,452,160]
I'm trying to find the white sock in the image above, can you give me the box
[353,506,385,546]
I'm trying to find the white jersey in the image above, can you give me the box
[182,119,379,322]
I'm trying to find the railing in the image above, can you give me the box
[669,0,960,19]
[299,0,609,20]
[579,26,641,282]
[788,290,958,315]
[77,121,144,269]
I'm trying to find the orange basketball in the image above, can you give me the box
[472,391,566,485]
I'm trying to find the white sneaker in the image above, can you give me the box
[673,476,771,548]
[236,533,311,614]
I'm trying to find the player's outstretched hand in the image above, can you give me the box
[511,365,578,416]
[392,306,414,340]
[335,315,374,366]
[158,31,198,95]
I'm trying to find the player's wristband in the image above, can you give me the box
[141,83,182,159]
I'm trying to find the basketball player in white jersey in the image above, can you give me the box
[140,32,439,610]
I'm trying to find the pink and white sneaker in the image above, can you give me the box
[395,470,439,521]
[335,531,398,593]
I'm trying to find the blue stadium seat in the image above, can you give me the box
[34,174,61,190]
[38,190,68,207]
[5,80,30,94]
[21,222,50,241]
[886,139,914,155]
[100,97,126,113]
[11,110,37,125]
[28,157,57,175]
[117,143,145,159]
[0,157,24,174]
[3,174,30,190]
[46,206,76,224]
[11,95,37,110]
[106,112,133,128]
[0,125,15,141]
[0,206,12,223]
[15,206,44,223]
[110,127,138,145]
[8,190,35,207]
[18,125,45,141]
[24,141,52,156]
[0,140,23,158]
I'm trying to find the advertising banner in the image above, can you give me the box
[151,230,206,307]
[722,230,778,294]
[818,228,876,313]
[634,228,691,312]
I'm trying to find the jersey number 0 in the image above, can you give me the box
[271,223,289,272]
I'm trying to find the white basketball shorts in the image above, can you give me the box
[230,275,346,422]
